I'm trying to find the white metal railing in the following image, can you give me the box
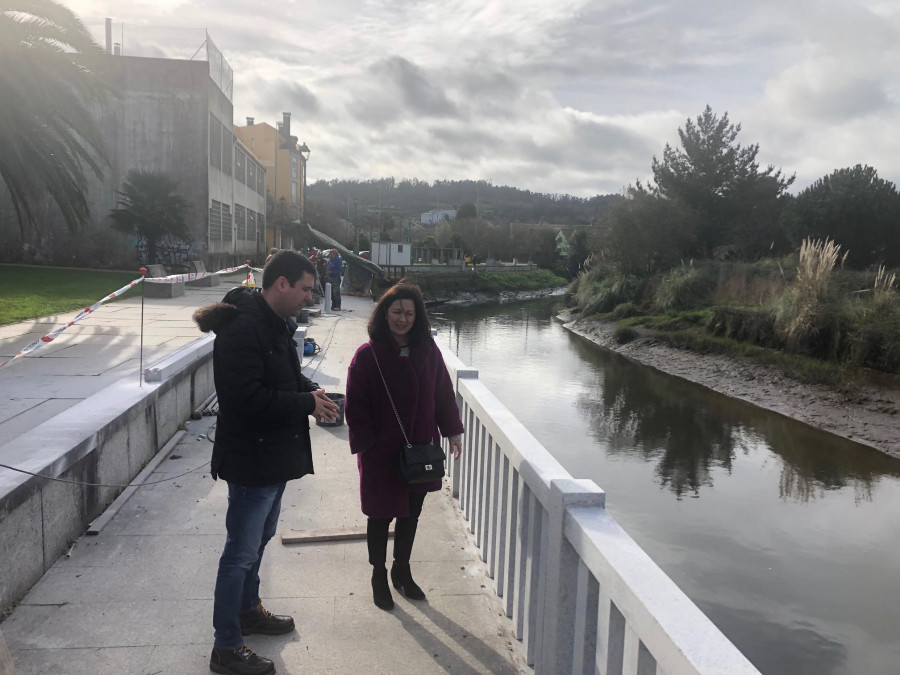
[439,345,760,675]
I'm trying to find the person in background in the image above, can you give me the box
[194,251,339,675]
[327,248,343,310]
[345,281,464,611]
[310,249,326,302]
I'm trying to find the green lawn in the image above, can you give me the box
[0,265,146,326]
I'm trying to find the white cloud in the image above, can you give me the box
[63,0,900,197]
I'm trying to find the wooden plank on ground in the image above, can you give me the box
[0,627,17,675]
[281,525,394,545]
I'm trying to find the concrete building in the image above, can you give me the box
[420,208,457,224]
[0,35,268,269]
[233,114,310,251]
[80,38,268,269]
[370,241,411,266]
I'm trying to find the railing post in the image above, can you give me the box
[537,479,606,675]
[451,369,477,500]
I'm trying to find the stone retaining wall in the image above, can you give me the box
[0,339,215,615]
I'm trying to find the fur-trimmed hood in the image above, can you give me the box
[193,286,254,333]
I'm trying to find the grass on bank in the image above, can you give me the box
[404,268,566,298]
[0,265,146,326]
[602,307,857,388]
[0,264,254,326]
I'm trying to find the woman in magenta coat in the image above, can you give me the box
[345,281,464,610]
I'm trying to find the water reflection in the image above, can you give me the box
[566,331,900,502]
[571,345,741,498]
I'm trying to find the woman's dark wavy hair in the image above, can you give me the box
[367,279,431,345]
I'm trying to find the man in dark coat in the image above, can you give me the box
[194,251,339,675]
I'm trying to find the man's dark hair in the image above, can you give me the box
[262,250,315,289]
[367,280,431,345]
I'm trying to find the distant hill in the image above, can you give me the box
[306,178,621,226]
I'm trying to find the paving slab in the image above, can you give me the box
[0,290,529,674]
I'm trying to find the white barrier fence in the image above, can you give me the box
[439,346,760,675]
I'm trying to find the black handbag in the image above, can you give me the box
[370,347,446,484]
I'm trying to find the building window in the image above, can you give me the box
[247,209,257,243]
[398,244,403,252]
[235,204,247,240]
[222,203,232,242]
[222,130,232,176]
[209,113,222,170]
[257,165,265,196]
[209,200,222,241]
[258,212,265,243]
[247,161,256,192]
[291,156,298,180]
[235,149,246,185]
[291,181,297,203]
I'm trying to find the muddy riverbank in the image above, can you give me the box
[559,312,900,460]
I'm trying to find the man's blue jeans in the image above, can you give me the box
[213,481,286,650]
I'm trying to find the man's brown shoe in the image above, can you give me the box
[239,602,295,636]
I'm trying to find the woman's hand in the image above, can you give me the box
[449,437,463,460]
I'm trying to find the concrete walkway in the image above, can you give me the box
[0,283,528,674]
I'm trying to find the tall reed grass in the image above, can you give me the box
[774,238,848,355]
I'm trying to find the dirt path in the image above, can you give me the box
[560,313,900,460]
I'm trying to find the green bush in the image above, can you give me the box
[610,302,642,320]
[564,274,580,307]
[579,274,643,316]
[848,289,900,372]
[614,325,639,344]
[653,265,715,311]
[705,307,779,348]
[774,289,851,360]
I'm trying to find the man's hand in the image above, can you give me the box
[312,389,340,423]
[449,437,463,460]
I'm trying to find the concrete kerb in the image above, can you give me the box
[0,337,216,615]
[85,430,188,535]
[143,333,213,383]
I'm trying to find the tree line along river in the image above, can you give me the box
[433,298,900,675]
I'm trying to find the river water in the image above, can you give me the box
[432,298,900,675]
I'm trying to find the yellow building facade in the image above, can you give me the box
[233,113,309,250]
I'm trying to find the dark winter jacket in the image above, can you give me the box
[345,336,464,518]
[193,286,318,486]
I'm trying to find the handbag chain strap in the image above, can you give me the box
[369,346,412,448]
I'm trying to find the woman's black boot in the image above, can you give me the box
[371,566,394,610]
[367,519,393,610]
[390,562,426,600]
[392,515,426,600]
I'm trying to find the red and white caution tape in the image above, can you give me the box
[0,263,253,369]
[143,263,251,284]
[0,276,144,369]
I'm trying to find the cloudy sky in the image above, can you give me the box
[67,0,900,198]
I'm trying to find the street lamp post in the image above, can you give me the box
[354,198,359,253]
[298,142,310,222]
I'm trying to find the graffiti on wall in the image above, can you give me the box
[134,235,196,269]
